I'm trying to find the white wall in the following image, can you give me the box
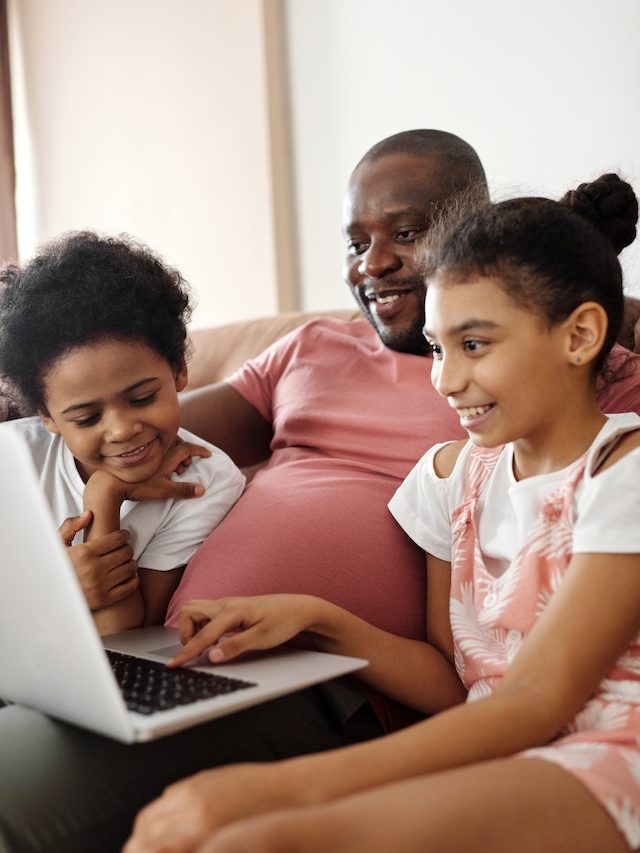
[8,1,640,327]
[285,0,640,309]
[9,0,278,328]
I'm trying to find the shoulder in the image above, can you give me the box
[289,316,373,345]
[176,427,245,489]
[590,413,640,475]
[433,439,468,479]
[596,432,640,475]
[0,416,57,457]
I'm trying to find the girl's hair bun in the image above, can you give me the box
[560,173,638,255]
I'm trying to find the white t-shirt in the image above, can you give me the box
[389,412,640,577]
[0,417,245,570]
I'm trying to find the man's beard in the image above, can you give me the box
[373,312,429,355]
[355,289,429,356]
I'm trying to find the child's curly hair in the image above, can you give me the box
[0,231,192,412]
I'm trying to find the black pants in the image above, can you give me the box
[0,681,382,853]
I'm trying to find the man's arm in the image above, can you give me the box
[179,382,273,468]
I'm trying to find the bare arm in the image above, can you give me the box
[80,441,212,634]
[170,591,465,714]
[179,382,273,468]
[128,548,640,853]
[82,474,145,634]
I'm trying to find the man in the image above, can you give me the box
[167,131,488,653]
[1,130,639,853]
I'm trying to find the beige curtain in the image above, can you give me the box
[0,0,16,263]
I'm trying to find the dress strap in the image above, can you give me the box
[464,445,505,501]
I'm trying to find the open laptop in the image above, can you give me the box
[0,429,367,743]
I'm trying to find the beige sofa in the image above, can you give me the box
[1,301,639,421]
[185,298,640,390]
[184,309,360,390]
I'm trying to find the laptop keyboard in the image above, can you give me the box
[106,650,256,715]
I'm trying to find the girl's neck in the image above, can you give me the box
[512,401,607,481]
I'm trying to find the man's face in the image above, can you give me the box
[343,152,450,355]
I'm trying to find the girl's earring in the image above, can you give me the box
[575,356,582,364]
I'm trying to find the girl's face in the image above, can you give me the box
[424,275,570,452]
[39,338,187,483]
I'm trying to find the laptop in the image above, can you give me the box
[0,429,368,743]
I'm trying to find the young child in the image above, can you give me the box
[0,232,245,636]
[124,173,640,853]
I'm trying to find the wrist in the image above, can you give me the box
[83,469,126,508]
[301,596,350,647]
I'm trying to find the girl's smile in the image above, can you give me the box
[39,338,187,483]
[424,275,606,477]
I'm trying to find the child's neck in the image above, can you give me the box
[512,404,607,481]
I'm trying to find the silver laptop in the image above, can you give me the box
[0,429,367,742]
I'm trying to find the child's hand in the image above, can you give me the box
[124,762,293,853]
[157,437,212,477]
[85,440,211,505]
[167,595,315,668]
[59,511,139,610]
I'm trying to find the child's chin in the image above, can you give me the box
[105,462,157,483]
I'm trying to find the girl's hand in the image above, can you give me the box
[59,512,138,609]
[123,763,295,853]
[167,595,317,668]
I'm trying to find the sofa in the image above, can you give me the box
[1,301,639,422]
[165,297,640,391]
[184,309,360,391]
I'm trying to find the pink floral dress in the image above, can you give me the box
[451,442,640,848]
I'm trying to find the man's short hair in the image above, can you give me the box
[357,129,488,195]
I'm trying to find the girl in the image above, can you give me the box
[126,174,640,853]
[0,232,245,635]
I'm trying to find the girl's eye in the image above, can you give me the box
[427,341,442,359]
[463,339,486,353]
[131,392,157,407]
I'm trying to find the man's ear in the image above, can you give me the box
[563,302,608,367]
[38,409,60,435]
[174,361,188,393]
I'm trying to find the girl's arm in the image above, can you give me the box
[128,547,640,853]
[279,546,640,803]
[169,588,466,715]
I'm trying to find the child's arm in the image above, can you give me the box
[167,571,466,716]
[128,547,640,853]
[60,511,139,613]
[78,440,211,634]
[126,437,640,850]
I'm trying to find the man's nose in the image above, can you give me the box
[357,240,401,279]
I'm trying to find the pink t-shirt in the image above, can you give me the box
[166,318,464,639]
[167,323,640,642]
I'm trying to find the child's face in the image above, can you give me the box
[39,339,187,483]
[424,276,569,449]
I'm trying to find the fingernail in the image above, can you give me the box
[209,647,224,663]
[194,485,205,497]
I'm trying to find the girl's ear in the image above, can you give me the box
[174,361,188,393]
[564,301,608,367]
[38,409,60,435]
